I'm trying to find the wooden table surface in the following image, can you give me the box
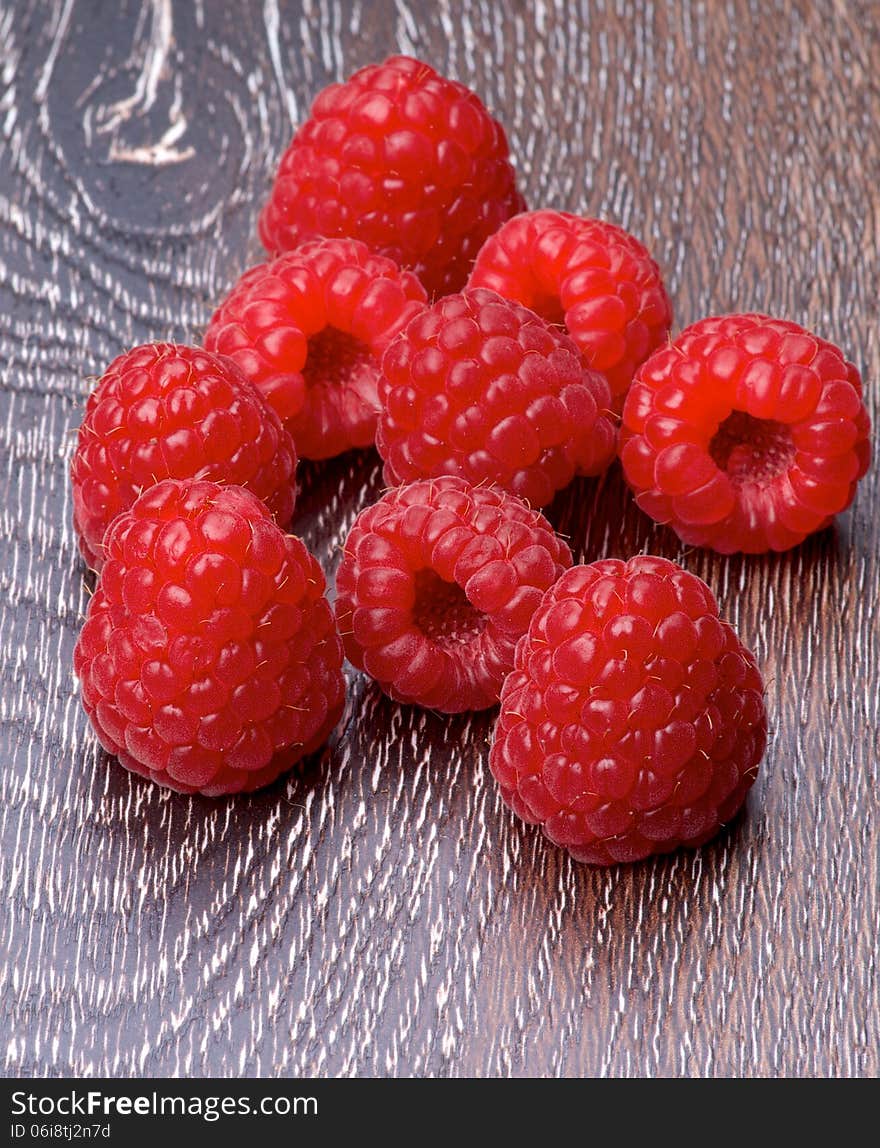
[1,0,878,1079]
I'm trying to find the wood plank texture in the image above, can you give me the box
[1,0,878,1078]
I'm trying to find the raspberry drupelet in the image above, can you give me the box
[376,288,617,507]
[74,479,345,796]
[468,211,672,411]
[204,237,426,460]
[619,314,872,553]
[489,556,767,864]
[335,476,573,712]
[258,55,525,297]
[70,343,298,571]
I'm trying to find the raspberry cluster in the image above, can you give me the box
[69,52,871,869]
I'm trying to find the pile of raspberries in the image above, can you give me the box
[72,56,871,864]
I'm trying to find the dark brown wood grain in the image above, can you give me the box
[1,0,878,1078]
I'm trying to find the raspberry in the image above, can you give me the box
[71,343,297,571]
[489,556,767,864]
[335,476,572,712]
[619,314,872,553]
[468,211,672,410]
[258,55,525,298]
[376,289,617,507]
[73,479,345,796]
[205,238,426,460]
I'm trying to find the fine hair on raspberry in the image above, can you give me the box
[335,475,573,712]
[70,343,298,571]
[258,54,526,298]
[468,210,672,411]
[489,556,767,864]
[74,478,346,796]
[376,288,617,507]
[205,237,426,460]
[619,314,872,553]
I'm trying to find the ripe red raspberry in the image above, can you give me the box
[205,238,426,460]
[468,211,672,410]
[70,343,297,571]
[258,55,525,298]
[489,556,767,864]
[335,476,572,712]
[619,314,872,553]
[376,289,617,507]
[73,479,345,796]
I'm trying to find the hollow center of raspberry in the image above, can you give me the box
[303,327,372,389]
[412,569,485,646]
[709,411,795,486]
[530,292,566,327]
